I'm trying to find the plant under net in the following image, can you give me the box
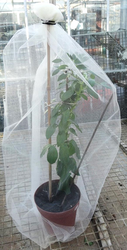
[2,3,121,249]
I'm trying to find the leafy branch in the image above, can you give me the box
[41,53,99,195]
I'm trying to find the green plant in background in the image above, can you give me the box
[40,54,98,195]
[84,237,94,246]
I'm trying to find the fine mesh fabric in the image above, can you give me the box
[2,21,121,248]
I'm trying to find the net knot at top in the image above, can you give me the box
[34,3,64,23]
[41,20,56,25]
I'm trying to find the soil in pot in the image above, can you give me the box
[35,180,80,213]
[34,180,80,226]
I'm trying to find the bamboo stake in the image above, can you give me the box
[47,28,52,201]
[73,94,113,181]
[61,94,113,206]
[47,0,56,201]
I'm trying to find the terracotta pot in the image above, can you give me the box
[34,180,80,227]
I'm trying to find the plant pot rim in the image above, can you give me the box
[34,179,81,215]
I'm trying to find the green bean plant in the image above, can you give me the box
[40,54,98,196]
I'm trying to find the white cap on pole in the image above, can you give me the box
[34,2,64,22]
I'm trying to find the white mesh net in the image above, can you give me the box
[2,21,121,248]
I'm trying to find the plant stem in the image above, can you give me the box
[66,77,68,91]
[61,194,67,207]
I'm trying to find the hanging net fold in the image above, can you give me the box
[2,7,121,248]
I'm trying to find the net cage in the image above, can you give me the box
[72,29,127,119]
[2,4,121,249]
[72,29,127,73]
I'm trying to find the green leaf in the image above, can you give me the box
[60,103,70,112]
[50,115,58,126]
[81,94,88,100]
[74,58,81,64]
[67,53,72,59]
[46,125,56,139]
[87,87,98,99]
[75,124,82,133]
[69,54,81,64]
[57,132,66,146]
[70,113,75,121]
[101,82,111,89]
[58,81,67,89]
[57,159,71,194]
[58,74,67,81]
[58,121,65,132]
[52,65,67,77]
[56,159,63,177]
[60,91,64,100]
[70,139,81,159]
[47,145,58,164]
[51,104,60,117]
[40,144,51,158]
[53,58,62,63]
[71,54,79,62]
[90,74,95,79]
[80,55,88,61]
[59,65,67,70]
[88,79,96,87]
[71,121,82,133]
[61,87,74,101]
[69,128,77,136]
[75,82,81,92]
[59,144,70,165]
[57,169,71,194]
[61,110,70,125]
[68,141,75,156]
[52,68,60,76]
[68,158,79,175]
[57,157,79,194]
[76,64,86,70]
[72,79,80,86]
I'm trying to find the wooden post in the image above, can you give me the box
[47,28,52,201]
[47,0,56,201]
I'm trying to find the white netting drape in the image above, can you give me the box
[2,21,121,248]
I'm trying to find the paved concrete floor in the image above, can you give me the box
[0,122,127,250]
